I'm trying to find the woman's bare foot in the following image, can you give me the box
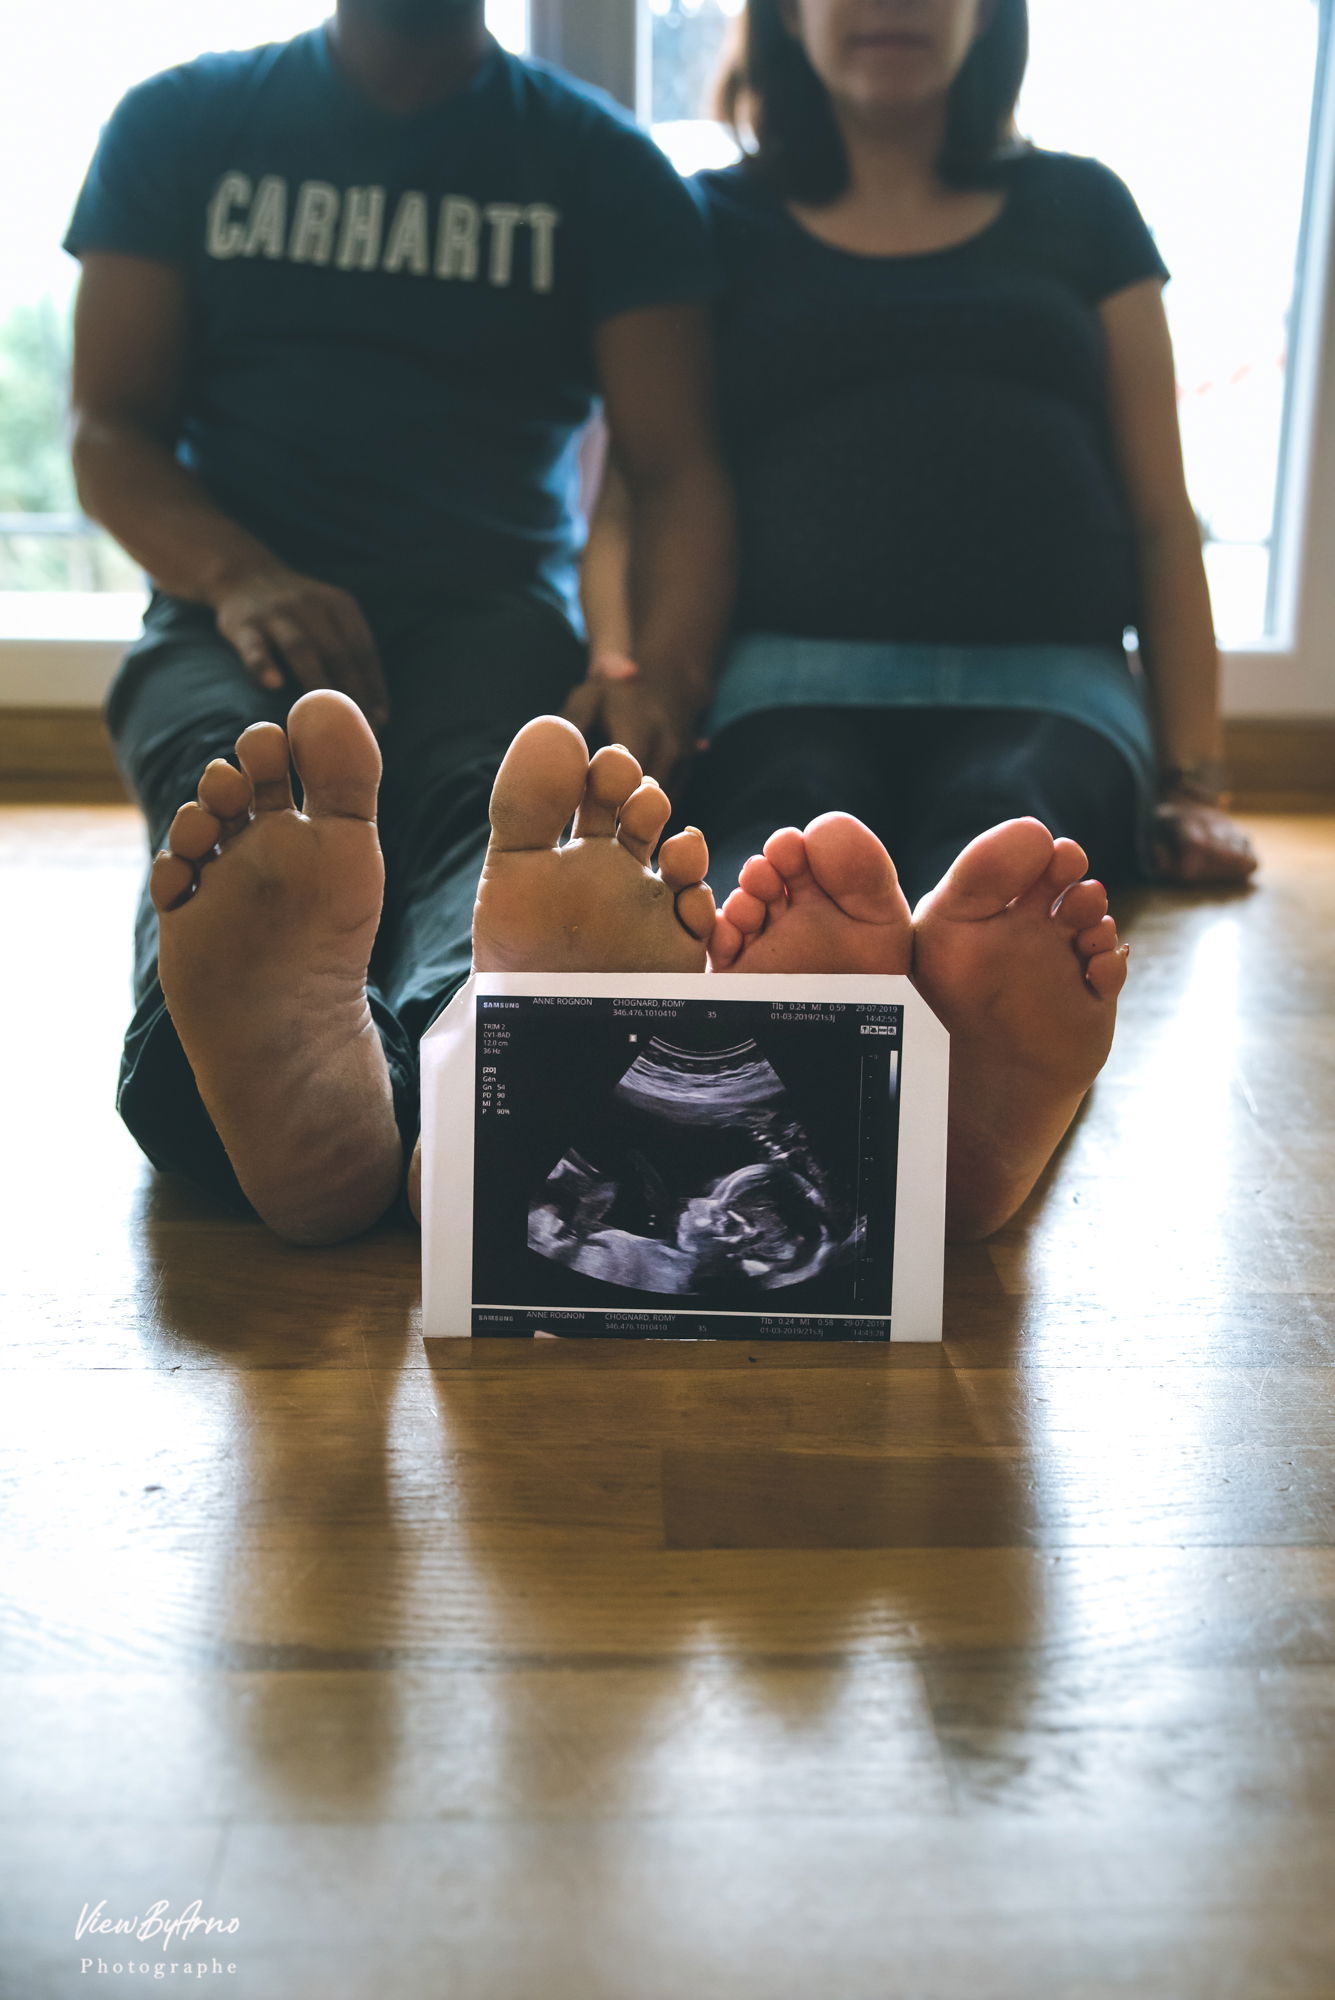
[152,690,402,1245]
[708,814,913,974]
[408,716,715,1220]
[911,818,1129,1242]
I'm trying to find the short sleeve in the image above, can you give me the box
[690,164,779,293]
[577,113,715,324]
[1046,155,1170,304]
[63,67,199,264]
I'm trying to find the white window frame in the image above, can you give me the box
[1233,0,1335,719]
[4,0,1335,723]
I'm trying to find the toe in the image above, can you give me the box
[572,744,643,840]
[761,826,811,890]
[1053,879,1108,932]
[488,715,590,852]
[709,913,745,971]
[615,778,671,862]
[197,758,252,837]
[288,689,382,820]
[675,882,717,942]
[925,817,1056,920]
[236,721,296,813]
[658,825,709,891]
[167,801,224,863]
[1076,916,1120,956]
[803,813,907,925]
[150,850,198,913]
[1027,835,1089,909]
[1085,940,1130,1000]
[738,854,786,905]
[721,885,768,936]
[1051,835,1088,878]
[152,799,224,911]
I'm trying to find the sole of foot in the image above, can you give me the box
[911,817,1129,1241]
[408,716,715,1222]
[152,689,403,1246]
[709,813,913,975]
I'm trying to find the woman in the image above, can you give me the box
[582,0,1257,903]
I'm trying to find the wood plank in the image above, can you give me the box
[5,1542,1335,1670]
[7,1660,1335,1822]
[0,706,127,796]
[1224,715,1335,805]
[12,1814,1335,1999]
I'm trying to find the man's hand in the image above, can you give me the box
[1152,798,1258,884]
[213,567,390,731]
[562,652,704,786]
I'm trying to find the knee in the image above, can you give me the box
[135,719,254,811]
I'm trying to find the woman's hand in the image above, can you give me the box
[562,652,704,786]
[1152,797,1258,884]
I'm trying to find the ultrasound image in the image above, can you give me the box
[527,1037,861,1299]
[471,995,900,1336]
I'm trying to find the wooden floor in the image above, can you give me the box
[4,804,1335,2000]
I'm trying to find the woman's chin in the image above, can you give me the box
[834,73,950,118]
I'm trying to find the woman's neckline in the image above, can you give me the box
[780,185,1012,264]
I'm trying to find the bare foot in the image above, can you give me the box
[408,716,714,1220]
[911,818,1129,1242]
[708,813,913,974]
[152,690,402,1245]
[473,716,714,971]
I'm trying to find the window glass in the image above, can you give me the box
[1020,0,1322,641]
[647,0,1326,643]
[649,0,743,172]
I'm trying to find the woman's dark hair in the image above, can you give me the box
[716,0,1029,200]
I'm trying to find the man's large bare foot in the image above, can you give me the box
[708,814,913,975]
[407,716,714,1219]
[151,690,402,1245]
[911,818,1129,1242]
[472,716,714,973]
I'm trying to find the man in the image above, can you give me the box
[66,0,734,1228]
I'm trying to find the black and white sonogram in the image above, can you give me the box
[471,996,902,1339]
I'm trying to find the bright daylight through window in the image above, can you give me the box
[649,0,1326,644]
[0,0,1323,648]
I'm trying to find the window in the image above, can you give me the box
[648,0,743,173]
[1019,0,1324,644]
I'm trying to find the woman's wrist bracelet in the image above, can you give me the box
[1158,759,1231,807]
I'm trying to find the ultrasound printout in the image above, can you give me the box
[471,996,902,1339]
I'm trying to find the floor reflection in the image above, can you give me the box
[130,1191,421,1818]
[995,891,1263,1306]
[426,1346,1060,1819]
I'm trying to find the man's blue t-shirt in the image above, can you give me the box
[64,31,711,620]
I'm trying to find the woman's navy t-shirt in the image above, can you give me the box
[693,150,1169,648]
